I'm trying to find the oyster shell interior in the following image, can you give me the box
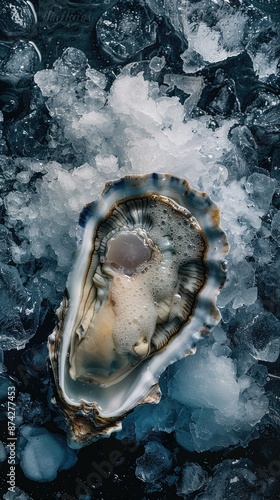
[49,173,228,446]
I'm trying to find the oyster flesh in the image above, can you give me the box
[48,173,228,448]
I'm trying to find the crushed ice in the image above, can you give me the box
[0,0,279,495]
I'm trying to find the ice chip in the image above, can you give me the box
[247,173,276,213]
[199,459,259,500]
[149,56,166,72]
[168,345,240,417]
[176,462,208,496]
[0,225,13,263]
[232,287,258,309]
[5,109,49,157]
[0,264,40,350]
[0,441,7,463]
[271,210,280,245]
[235,312,280,363]
[0,375,16,400]
[0,0,37,37]
[19,425,77,482]
[0,40,41,85]
[135,442,172,483]
[3,487,33,500]
[96,1,157,62]
[188,23,235,64]
[53,47,87,80]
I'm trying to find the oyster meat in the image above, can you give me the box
[48,173,228,448]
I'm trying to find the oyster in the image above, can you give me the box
[48,173,228,448]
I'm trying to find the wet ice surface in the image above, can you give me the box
[0,0,279,498]
[18,425,77,482]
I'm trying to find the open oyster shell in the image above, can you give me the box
[48,173,228,448]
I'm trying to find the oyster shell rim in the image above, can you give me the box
[48,172,229,447]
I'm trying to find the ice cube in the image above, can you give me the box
[235,312,280,363]
[5,109,49,156]
[149,56,166,72]
[19,425,77,482]
[247,173,276,213]
[168,344,240,418]
[0,264,40,350]
[271,210,280,245]
[176,462,208,496]
[0,0,37,37]
[3,487,33,500]
[0,41,41,85]
[199,459,259,500]
[96,1,157,62]
[0,441,7,463]
[135,442,172,483]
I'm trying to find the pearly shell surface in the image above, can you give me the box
[48,173,228,448]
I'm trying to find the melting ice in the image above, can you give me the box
[0,0,279,496]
